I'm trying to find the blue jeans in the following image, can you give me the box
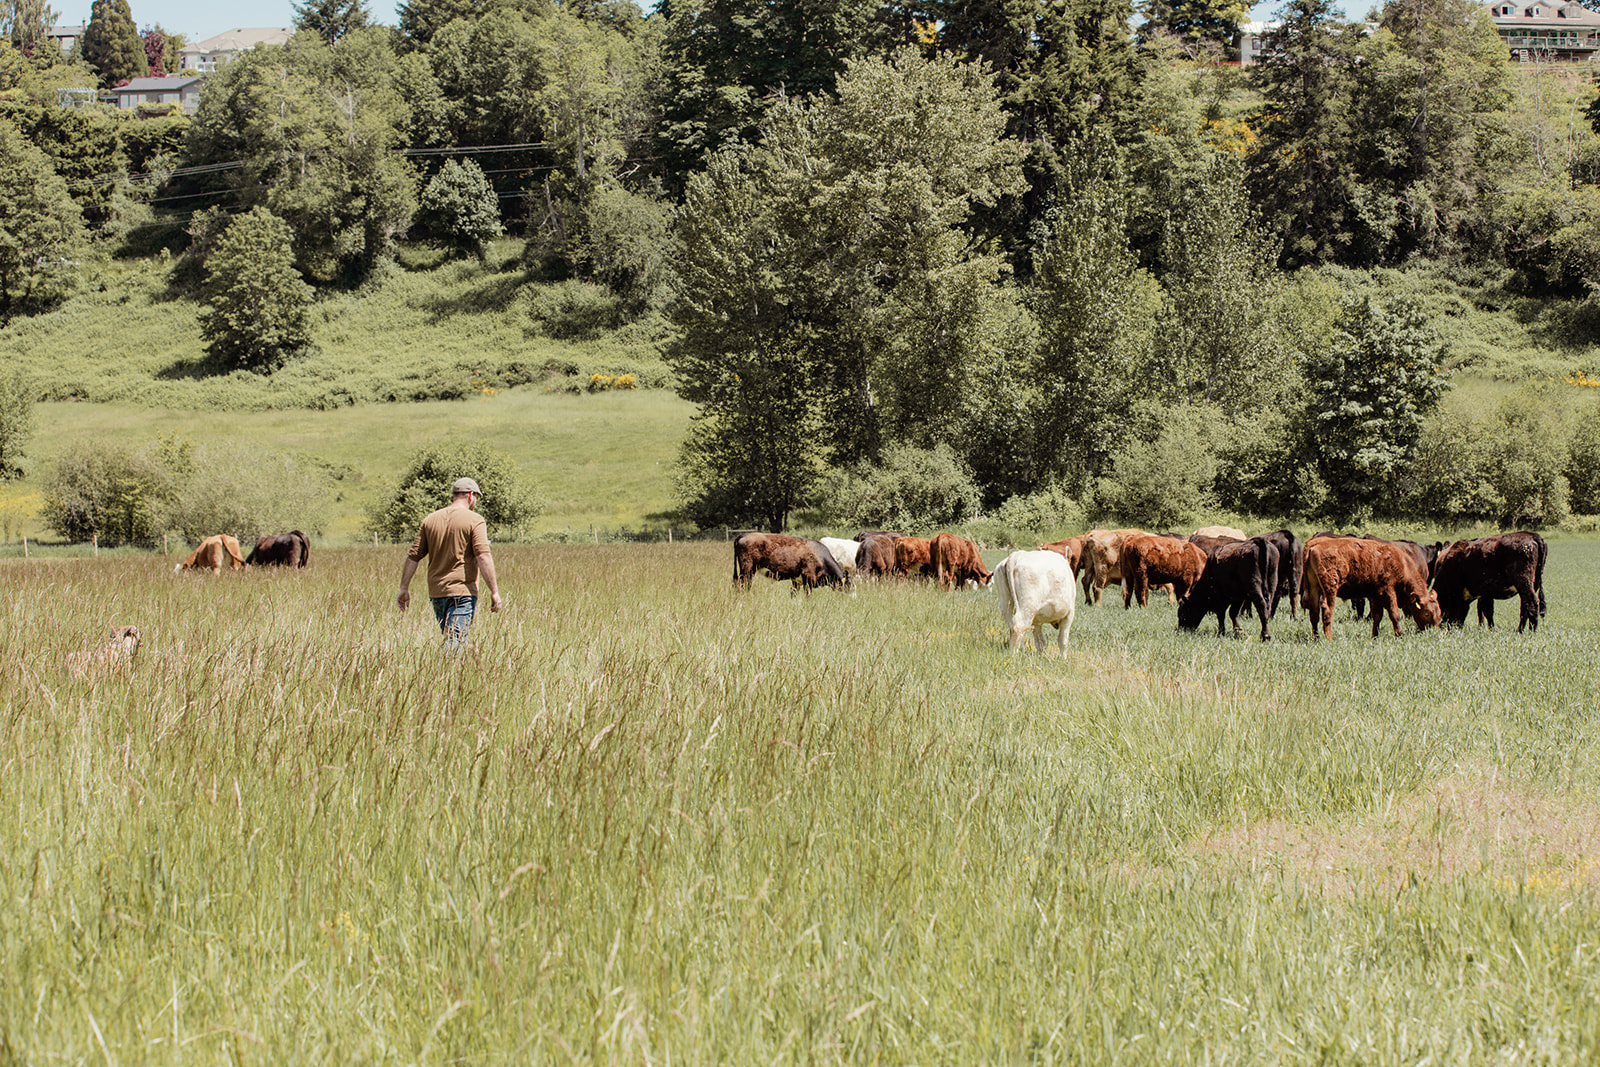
[431,595,478,648]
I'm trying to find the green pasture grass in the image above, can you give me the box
[4,539,1600,1060]
[3,389,693,543]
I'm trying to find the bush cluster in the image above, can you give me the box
[368,442,543,543]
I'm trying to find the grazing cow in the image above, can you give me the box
[931,532,993,591]
[855,530,904,543]
[1433,531,1547,632]
[1078,528,1145,606]
[1188,533,1242,557]
[1192,525,1249,542]
[894,536,936,581]
[1039,536,1085,572]
[175,534,246,575]
[993,550,1077,656]
[67,626,143,676]
[1303,536,1441,639]
[856,534,899,579]
[246,530,310,568]
[1119,533,1207,608]
[733,533,843,595]
[1178,538,1279,641]
[818,537,863,592]
[1256,530,1301,620]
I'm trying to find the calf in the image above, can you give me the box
[993,550,1077,656]
[1303,536,1441,639]
[931,532,993,590]
[1178,537,1278,641]
[732,533,843,595]
[1119,533,1206,608]
[1433,531,1547,632]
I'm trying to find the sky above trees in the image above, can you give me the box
[48,0,403,40]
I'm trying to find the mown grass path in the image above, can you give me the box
[5,541,1599,1060]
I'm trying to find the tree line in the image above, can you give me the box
[0,0,1597,531]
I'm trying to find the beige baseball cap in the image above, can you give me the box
[452,477,482,496]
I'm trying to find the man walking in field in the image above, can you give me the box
[397,477,502,647]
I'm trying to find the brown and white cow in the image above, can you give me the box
[930,532,993,590]
[894,536,936,582]
[1119,533,1207,608]
[732,533,844,595]
[175,534,247,575]
[1303,536,1441,639]
[1432,531,1547,632]
[1078,528,1146,606]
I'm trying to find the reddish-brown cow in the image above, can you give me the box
[1039,536,1085,572]
[1303,536,1441,639]
[1119,533,1207,608]
[894,536,935,581]
[931,532,993,590]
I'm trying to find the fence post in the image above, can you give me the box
[93,534,98,557]
[21,536,27,559]
[163,532,168,556]
[374,532,379,548]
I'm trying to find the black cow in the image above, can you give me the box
[246,530,310,567]
[1177,537,1279,641]
[1433,531,1547,632]
[1258,530,1300,620]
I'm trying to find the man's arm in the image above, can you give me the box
[398,557,419,611]
[476,552,502,612]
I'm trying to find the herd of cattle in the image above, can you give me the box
[731,526,1550,654]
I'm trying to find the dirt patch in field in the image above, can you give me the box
[1186,767,1600,896]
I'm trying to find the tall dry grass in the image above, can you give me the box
[4,541,1600,1060]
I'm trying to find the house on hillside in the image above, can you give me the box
[104,75,204,115]
[46,23,84,55]
[1237,21,1273,64]
[1488,1,1600,61]
[178,27,293,72]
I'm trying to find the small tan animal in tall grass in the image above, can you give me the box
[67,626,143,676]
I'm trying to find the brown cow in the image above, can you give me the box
[1303,536,1441,639]
[1433,531,1547,632]
[732,533,843,595]
[1039,536,1084,572]
[247,530,310,567]
[894,536,935,581]
[930,532,993,590]
[1119,533,1206,608]
[856,534,899,579]
[175,534,246,575]
[1078,528,1144,606]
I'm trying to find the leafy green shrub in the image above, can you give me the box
[1212,409,1312,519]
[0,370,34,480]
[370,442,543,543]
[200,207,315,373]
[527,280,625,340]
[963,484,1085,547]
[41,440,178,546]
[813,443,982,532]
[417,159,503,262]
[1567,398,1600,514]
[165,442,332,543]
[1092,405,1216,530]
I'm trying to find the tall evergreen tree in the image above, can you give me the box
[1139,0,1247,55]
[1247,0,1365,266]
[294,0,371,46]
[80,0,146,88]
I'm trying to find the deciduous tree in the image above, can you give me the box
[199,207,314,372]
[418,157,502,260]
[0,121,84,318]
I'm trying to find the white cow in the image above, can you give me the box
[994,550,1078,656]
[818,537,862,593]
